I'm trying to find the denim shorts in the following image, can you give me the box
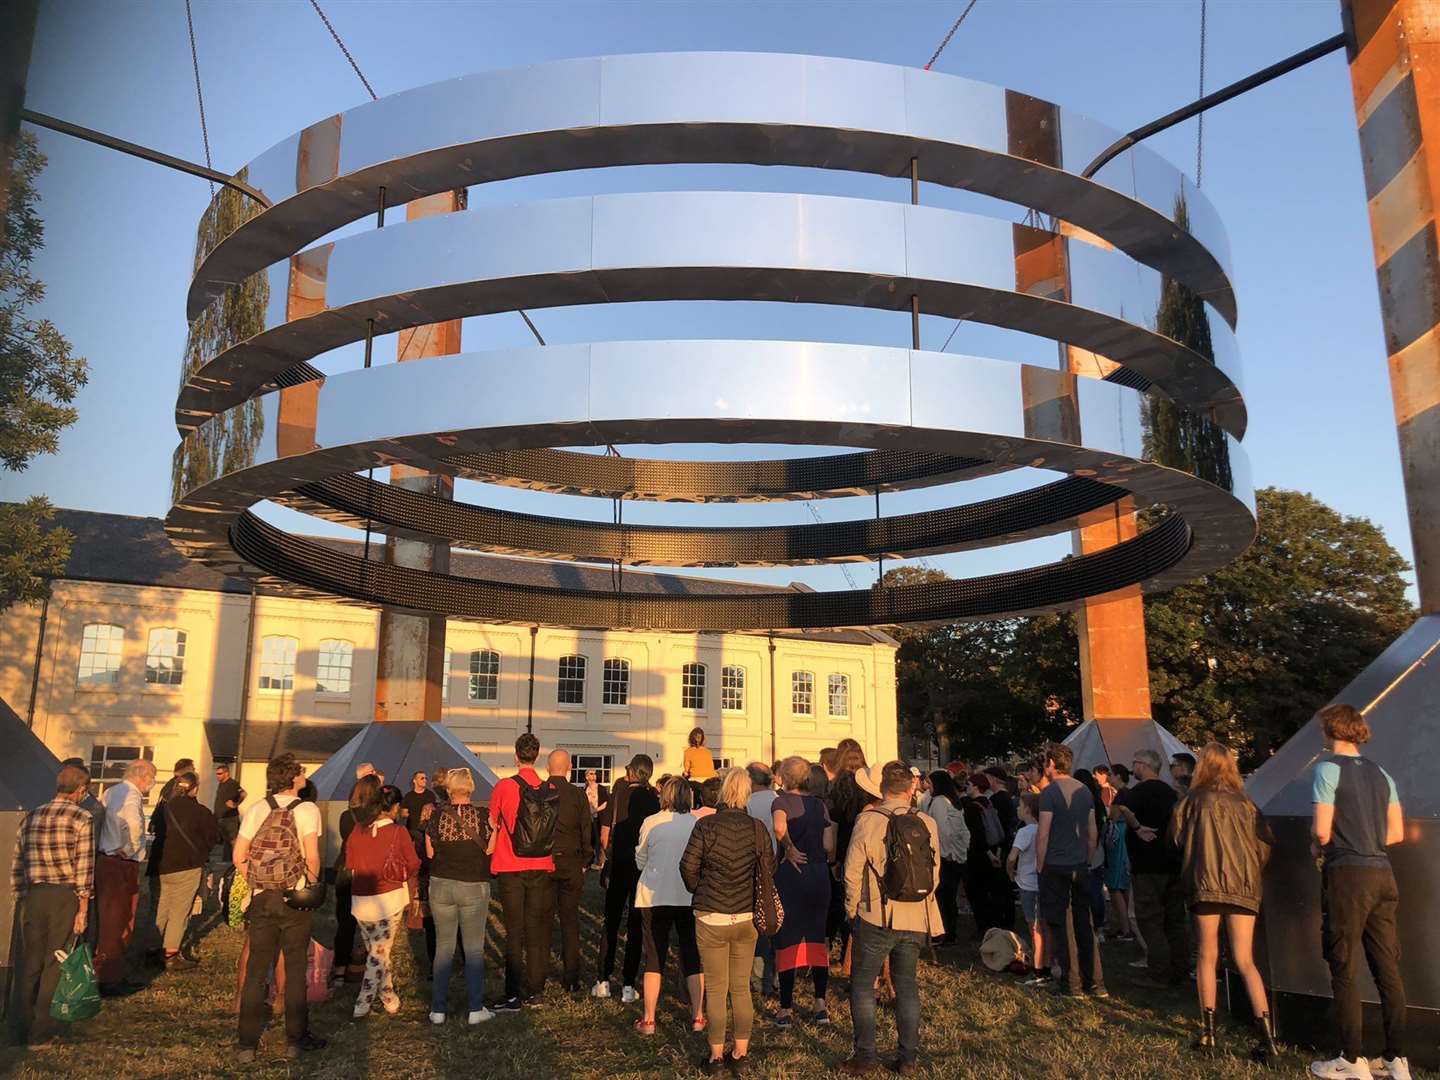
[1020,889,1039,926]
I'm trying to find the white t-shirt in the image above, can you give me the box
[747,790,778,850]
[238,793,322,894]
[1011,822,1039,893]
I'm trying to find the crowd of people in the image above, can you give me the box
[6,705,1413,1079]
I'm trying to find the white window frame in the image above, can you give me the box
[439,646,452,703]
[144,627,186,688]
[77,623,124,688]
[89,743,155,799]
[468,648,500,703]
[569,752,615,786]
[257,635,298,692]
[720,664,746,712]
[557,654,587,707]
[792,670,815,716]
[602,657,630,708]
[828,672,851,718]
[681,662,707,711]
[315,638,355,697]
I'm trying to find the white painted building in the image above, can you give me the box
[0,509,899,809]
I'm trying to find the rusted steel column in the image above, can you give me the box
[1344,0,1440,613]
[1009,90,1154,724]
[373,189,464,722]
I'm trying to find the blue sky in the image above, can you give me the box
[6,0,1412,595]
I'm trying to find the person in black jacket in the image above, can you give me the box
[680,767,775,1075]
[593,755,658,1002]
[544,749,593,992]
[150,773,220,968]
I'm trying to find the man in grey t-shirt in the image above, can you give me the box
[1035,742,1104,997]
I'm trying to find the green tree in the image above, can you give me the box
[0,132,88,610]
[1146,486,1413,764]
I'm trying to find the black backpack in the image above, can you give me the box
[979,802,1005,850]
[868,807,936,903]
[511,777,561,858]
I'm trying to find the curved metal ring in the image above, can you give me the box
[166,341,1255,630]
[187,52,1234,326]
[176,193,1244,437]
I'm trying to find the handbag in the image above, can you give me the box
[50,938,101,1022]
[751,819,785,936]
[228,869,251,928]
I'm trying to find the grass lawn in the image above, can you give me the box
[0,877,1419,1079]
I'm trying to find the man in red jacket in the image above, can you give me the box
[489,734,556,1010]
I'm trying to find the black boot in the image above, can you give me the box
[1252,1012,1279,1066]
[1191,1008,1217,1054]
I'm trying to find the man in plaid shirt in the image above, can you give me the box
[11,762,95,1045]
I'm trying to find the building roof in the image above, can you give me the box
[40,507,897,648]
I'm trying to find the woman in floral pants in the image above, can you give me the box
[344,781,422,1017]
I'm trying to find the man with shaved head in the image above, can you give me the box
[543,748,593,992]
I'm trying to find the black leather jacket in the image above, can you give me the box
[1169,788,1274,912]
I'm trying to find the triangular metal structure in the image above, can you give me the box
[306,721,500,803]
[1062,717,1190,783]
[1248,615,1440,1015]
[0,695,64,812]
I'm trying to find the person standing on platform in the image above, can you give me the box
[544,749,592,992]
[490,734,559,1010]
[96,758,156,995]
[683,728,718,781]
[1308,704,1410,1080]
[11,762,94,1046]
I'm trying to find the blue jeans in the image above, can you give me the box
[430,876,489,1013]
[849,920,924,1065]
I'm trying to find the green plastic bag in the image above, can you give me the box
[50,940,101,1022]
[228,870,251,929]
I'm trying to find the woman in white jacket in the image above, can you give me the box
[921,771,972,946]
[633,776,705,1035]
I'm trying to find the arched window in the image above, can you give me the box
[681,662,706,710]
[791,670,814,716]
[144,628,186,687]
[602,658,630,707]
[78,623,124,687]
[721,665,746,712]
[258,636,298,691]
[316,639,355,695]
[469,649,500,702]
[557,654,587,705]
[828,673,851,718]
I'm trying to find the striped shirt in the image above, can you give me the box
[10,797,95,899]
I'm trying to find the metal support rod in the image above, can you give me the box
[25,590,49,728]
[910,156,919,204]
[526,625,539,734]
[911,295,920,350]
[1081,32,1347,179]
[519,310,546,345]
[767,634,778,764]
[233,587,258,771]
[20,107,272,207]
[876,488,884,586]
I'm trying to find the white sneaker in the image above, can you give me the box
[352,1002,371,1019]
[468,1008,495,1025]
[1311,1056,1374,1079]
[591,980,611,999]
[1378,1058,1412,1080]
[429,1012,446,1025]
[621,985,638,1004]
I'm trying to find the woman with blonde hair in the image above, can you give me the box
[683,727,718,781]
[1170,741,1276,1062]
[423,768,492,1026]
[681,767,775,1073]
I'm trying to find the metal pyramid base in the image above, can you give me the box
[1062,717,1191,783]
[307,721,501,803]
[1247,615,1440,1062]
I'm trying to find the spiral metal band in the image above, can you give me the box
[166,53,1256,630]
